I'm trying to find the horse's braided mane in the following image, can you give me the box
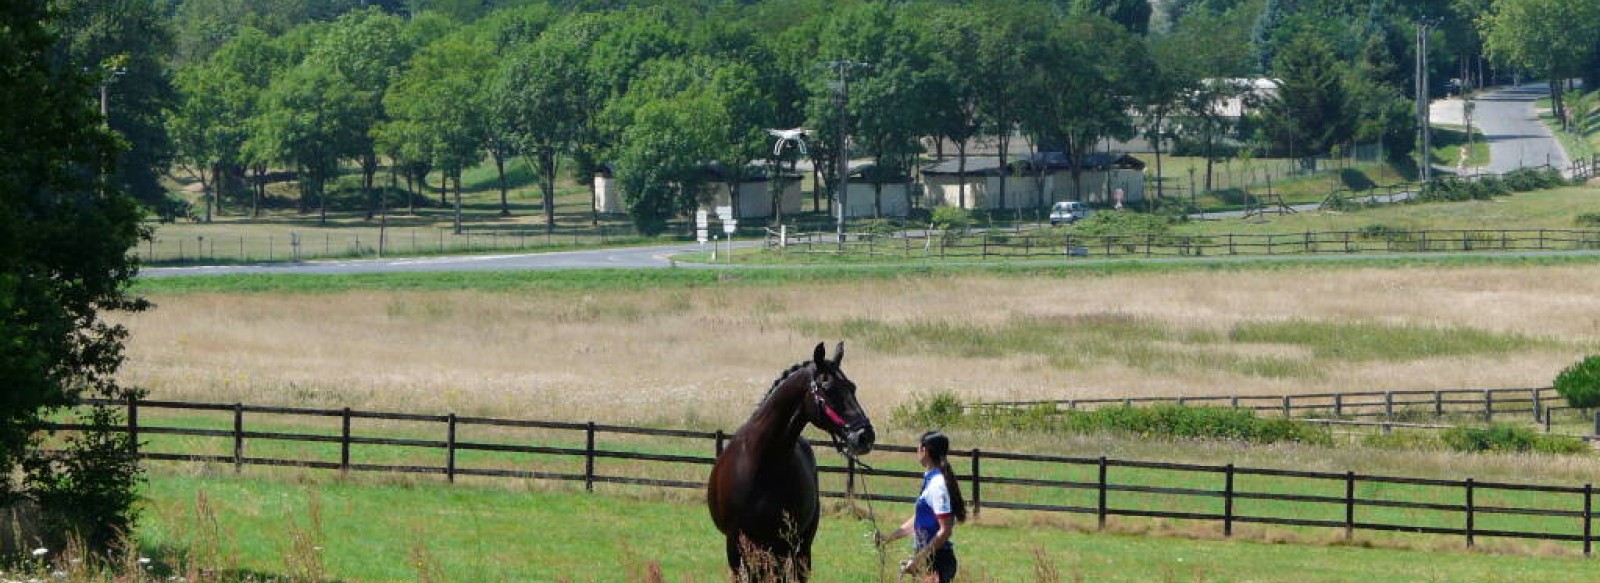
[760,361,811,403]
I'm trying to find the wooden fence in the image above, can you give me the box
[49,397,1600,555]
[968,387,1562,423]
[768,227,1600,260]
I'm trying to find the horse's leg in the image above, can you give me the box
[725,534,743,581]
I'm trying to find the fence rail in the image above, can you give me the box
[768,227,1600,260]
[48,397,1600,555]
[967,386,1560,423]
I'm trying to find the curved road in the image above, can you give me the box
[143,85,1572,278]
[1469,82,1570,174]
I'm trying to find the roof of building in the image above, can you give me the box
[921,152,1146,175]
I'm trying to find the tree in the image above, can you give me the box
[1020,14,1148,203]
[386,35,488,233]
[496,31,588,232]
[2,0,147,553]
[1260,31,1351,159]
[210,27,289,217]
[614,93,726,235]
[1072,0,1154,35]
[50,0,177,208]
[304,8,415,220]
[917,5,985,210]
[169,63,252,222]
[250,61,363,224]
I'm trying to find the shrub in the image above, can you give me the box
[1576,213,1600,228]
[1554,355,1600,409]
[929,206,970,232]
[1059,405,1332,445]
[1070,211,1173,238]
[891,391,965,429]
[1440,424,1588,454]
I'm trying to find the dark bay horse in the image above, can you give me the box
[707,342,876,581]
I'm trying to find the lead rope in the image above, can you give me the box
[842,450,902,583]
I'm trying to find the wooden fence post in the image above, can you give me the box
[1531,388,1542,421]
[233,403,244,473]
[1585,483,1593,557]
[1282,396,1291,418]
[1224,463,1235,537]
[126,396,139,458]
[341,407,351,475]
[1345,471,1356,542]
[1484,391,1494,422]
[971,448,982,518]
[1334,393,1343,417]
[846,457,857,498]
[585,421,596,493]
[715,429,725,456]
[446,413,457,483]
[1465,478,1475,548]
[1434,391,1443,417]
[1384,391,1394,420]
[1097,456,1108,530]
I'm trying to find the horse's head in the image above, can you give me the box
[806,341,875,456]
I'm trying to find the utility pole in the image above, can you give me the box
[825,60,869,249]
[1416,19,1440,182]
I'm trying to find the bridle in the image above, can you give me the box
[809,370,868,456]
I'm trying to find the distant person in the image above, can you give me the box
[877,431,967,582]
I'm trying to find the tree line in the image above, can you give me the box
[122,0,1600,235]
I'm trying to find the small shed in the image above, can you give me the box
[698,162,804,220]
[593,165,623,214]
[1016,152,1146,205]
[841,163,912,218]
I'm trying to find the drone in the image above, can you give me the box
[766,128,810,157]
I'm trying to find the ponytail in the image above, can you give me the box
[920,431,967,523]
[939,460,967,523]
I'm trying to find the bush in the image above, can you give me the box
[1576,213,1600,228]
[1440,424,1589,454]
[1554,355,1600,408]
[1007,405,1331,445]
[1070,211,1173,238]
[891,391,965,429]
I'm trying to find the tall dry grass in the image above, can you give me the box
[115,264,1600,431]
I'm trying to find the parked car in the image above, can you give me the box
[1049,201,1089,225]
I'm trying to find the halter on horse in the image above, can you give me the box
[707,342,875,581]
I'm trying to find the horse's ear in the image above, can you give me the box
[833,341,845,367]
[813,342,827,367]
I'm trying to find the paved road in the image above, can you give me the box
[1465,82,1570,174]
[140,242,738,277]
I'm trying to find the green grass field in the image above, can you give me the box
[130,468,1591,582]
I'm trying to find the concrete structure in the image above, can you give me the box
[595,163,805,220]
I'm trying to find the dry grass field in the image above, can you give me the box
[116,263,1600,433]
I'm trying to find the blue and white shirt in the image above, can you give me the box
[913,468,954,551]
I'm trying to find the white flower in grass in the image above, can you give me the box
[30,548,46,557]
[138,557,152,566]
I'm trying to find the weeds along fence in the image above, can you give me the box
[968,387,1562,424]
[49,397,1600,555]
[767,227,1600,259]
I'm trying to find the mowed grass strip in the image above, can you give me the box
[796,314,1554,379]
[116,411,1595,565]
[135,470,1591,582]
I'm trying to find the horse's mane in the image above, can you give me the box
[760,361,811,404]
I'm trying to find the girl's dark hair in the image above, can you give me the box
[920,431,967,523]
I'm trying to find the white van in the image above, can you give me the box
[1049,201,1089,225]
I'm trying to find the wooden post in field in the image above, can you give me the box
[446,413,457,483]
[1584,483,1593,557]
[126,396,139,458]
[585,421,596,493]
[341,407,351,475]
[970,449,981,518]
[1344,471,1356,541]
[233,403,244,473]
[1097,456,1108,530]
[1465,478,1475,548]
[1223,463,1235,537]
